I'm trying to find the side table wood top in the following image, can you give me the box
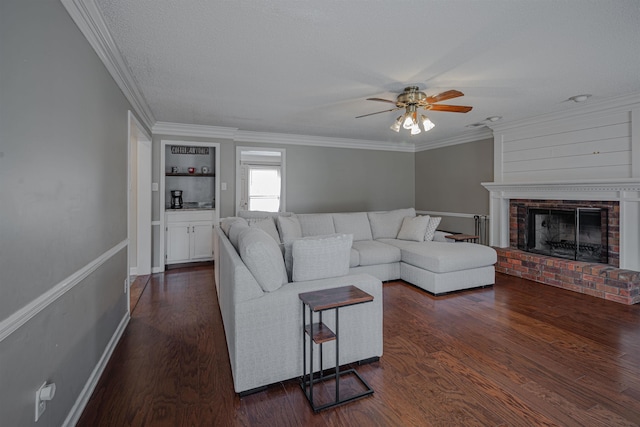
[446,234,480,243]
[299,285,373,312]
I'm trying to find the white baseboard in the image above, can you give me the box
[129,266,138,276]
[152,266,163,273]
[62,312,130,427]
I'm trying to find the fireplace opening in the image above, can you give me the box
[520,208,608,264]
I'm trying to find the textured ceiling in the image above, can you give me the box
[95,0,640,145]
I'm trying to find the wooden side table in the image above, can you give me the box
[298,285,374,412]
[446,234,480,243]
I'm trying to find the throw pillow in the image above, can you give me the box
[277,215,303,243]
[397,215,430,242]
[424,216,442,241]
[237,227,288,292]
[247,217,281,243]
[291,234,353,282]
[368,208,416,239]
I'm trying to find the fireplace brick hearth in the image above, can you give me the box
[495,247,640,304]
[498,199,638,304]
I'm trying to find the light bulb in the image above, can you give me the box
[402,114,414,129]
[421,115,435,131]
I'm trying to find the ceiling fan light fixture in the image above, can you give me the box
[410,124,422,136]
[390,116,402,132]
[421,115,435,131]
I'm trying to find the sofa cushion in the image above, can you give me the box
[333,212,373,241]
[397,215,429,242]
[352,240,401,266]
[228,219,250,249]
[424,216,441,241]
[277,215,302,243]
[379,239,497,273]
[247,217,281,243]
[292,234,352,282]
[238,210,293,219]
[350,248,360,268]
[220,216,245,236]
[368,208,416,239]
[297,213,336,237]
[237,227,288,292]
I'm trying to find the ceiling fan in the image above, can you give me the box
[356,86,473,135]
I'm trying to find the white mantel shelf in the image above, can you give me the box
[482,178,640,272]
[482,178,640,196]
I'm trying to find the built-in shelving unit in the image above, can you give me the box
[160,140,221,270]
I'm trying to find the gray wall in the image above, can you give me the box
[150,138,415,268]
[0,0,136,425]
[282,144,414,213]
[415,138,493,234]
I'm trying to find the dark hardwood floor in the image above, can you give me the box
[78,267,640,426]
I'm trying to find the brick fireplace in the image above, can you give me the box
[482,180,640,305]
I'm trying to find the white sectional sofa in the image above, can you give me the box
[215,208,496,394]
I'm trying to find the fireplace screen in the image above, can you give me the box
[521,208,608,264]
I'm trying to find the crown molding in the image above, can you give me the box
[61,0,155,131]
[151,121,416,152]
[489,91,640,134]
[414,128,493,152]
[235,130,416,152]
[152,121,238,139]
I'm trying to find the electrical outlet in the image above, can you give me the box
[35,382,47,422]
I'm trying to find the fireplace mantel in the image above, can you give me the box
[482,179,640,271]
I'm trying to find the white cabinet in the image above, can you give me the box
[165,211,215,265]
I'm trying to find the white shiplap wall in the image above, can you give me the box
[492,94,639,183]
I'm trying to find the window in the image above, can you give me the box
[236,147,286,214]
[248,166,281,212]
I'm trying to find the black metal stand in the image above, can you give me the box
[300,301,374,412]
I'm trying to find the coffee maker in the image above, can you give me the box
[170,190,183,209]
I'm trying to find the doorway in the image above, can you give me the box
[236,147,286,214]
[128,111,152,312]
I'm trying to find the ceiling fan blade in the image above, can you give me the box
[425,90,464,104]
[356,107,402,118]
[366,97,397,104]
[425,104,473,113]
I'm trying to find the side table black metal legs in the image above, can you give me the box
[299,286,375,412]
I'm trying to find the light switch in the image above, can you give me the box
[221,182,227,191]
[152,183,158,191]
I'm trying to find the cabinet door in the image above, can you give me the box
[191,222,214,260]
[166,222,191,263]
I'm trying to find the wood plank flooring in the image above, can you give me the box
[77,267,640,426]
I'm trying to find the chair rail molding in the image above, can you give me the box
[0,240,128,342]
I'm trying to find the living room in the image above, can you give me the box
[2,1,639,425]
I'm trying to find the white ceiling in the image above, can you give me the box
[95,0,640,146]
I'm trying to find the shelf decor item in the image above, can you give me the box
[188,167,195,174]
[171,166,179,173]
[202,166,210,174]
